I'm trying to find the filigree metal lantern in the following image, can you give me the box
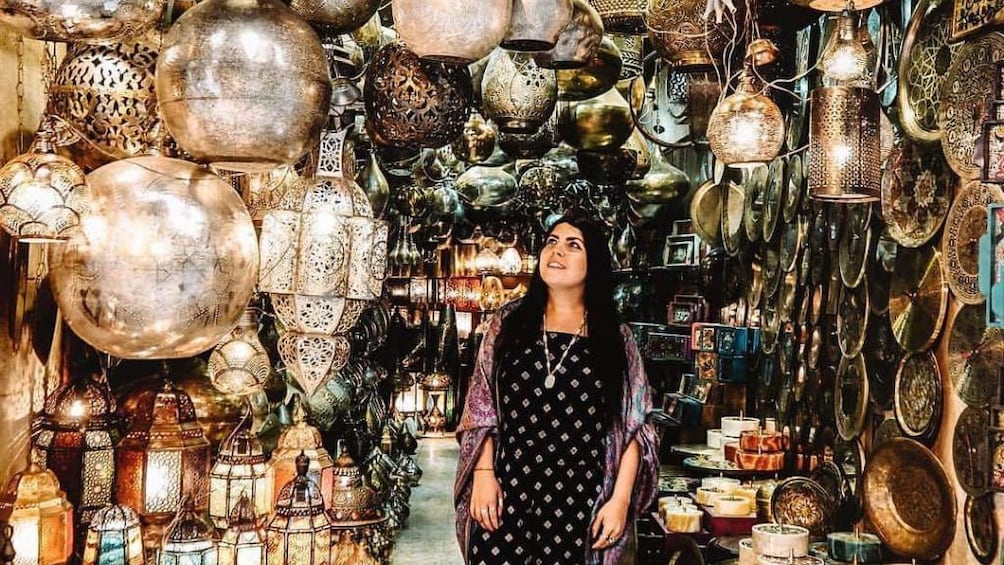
[452,112,498,165]
[158,499,218,565]
[266,453,333,565]
[0,0,165,42]
[534,0,604,70]
[114,382,211,537]
[646,0,735,68]
[208,427,273,529]
[819,9,876,89]
[365,41,474,151]
[0,122,90,243]
[48,157,259,360]
[587,0,645,33]
[218,494,266,565]
[707,70,785,168]
[289,0,380,32]
[809,86,881,203]
[82,505,145,565]
[207,308,272,397]
[482,49,558,134]
[33,370,122,526]
[270,401,335,510]
[156,0,332,172]
[393,0,512,64]
[0,464,73,565]
[328,450,382,524]
[558,86,636,151]
[556,35,622,101]
[502,0,574,52]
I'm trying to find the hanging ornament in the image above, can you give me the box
[558,87,636,152]
[266,453,333,565]
[646,0,737,68]
[482,49,558,134]
[218,493,267,565]
[819,8,877,89]
[586,0,646,33]
[556,36,622,101]
[208,307,272,397]
[270,399,336,509]
[502,0,574,51]
[451,112,498,165]
[159,499,218,565]
[208,425,274,529]
[393,0,512,64]
[289,0,380,32]
[707,68,785,168]
[82,505,145,565]
[533,0,604,70]
[0,0,165,42]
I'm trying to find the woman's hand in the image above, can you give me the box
[469,470,504,532]
[590,496,629,550]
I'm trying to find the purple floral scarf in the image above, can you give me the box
[454,304,659,565]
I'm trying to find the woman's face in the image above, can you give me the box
[540,222,588,291]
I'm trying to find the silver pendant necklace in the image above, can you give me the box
[542,311,587,389]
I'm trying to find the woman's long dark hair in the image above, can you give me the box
[494,213,626,426]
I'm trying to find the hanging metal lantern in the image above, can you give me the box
[586,0,645,33]
[557,87,635,151]
[451,112,498,164]
[289,0,380,33]
[610,32,643,79]
[270,400,336,510]
[365,41,473,150]
[208,426,273,529]
[156,0,332,172]
[707,70,785,168]
[809,86,881,203]
[0,464,74,565]
[556,36,622,101]
[159,499,218,565]
[48,157,259,359]
[646,0,735,68]
[0,0,165,43]
[218,494,266,565]
[393,0,512,64]
[82,505,145,565]
[328,451,383,524]
[208,307,272,397]
[482,48,558,134]
[266,453,333,565]
[502,0,574,52]
[534,0,604,70]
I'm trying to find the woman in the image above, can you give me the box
[454,214,659,565]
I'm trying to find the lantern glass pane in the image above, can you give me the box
[145,450,183,513]
[97,530,124,565]
[234,545,264,565]
[11,513,40,565]
[82,448,115,508]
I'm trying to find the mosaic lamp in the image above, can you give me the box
[207,307,272,397]
[208,425,273,530]
[266,453,333,565]
[114,382,211,537]
[707,68,784,168]
[81,504,145,565]
[0,463,74,565]
[217,493,265,565]
[269,399,335,510]
[157,499,217,565]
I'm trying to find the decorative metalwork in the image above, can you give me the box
[954,407,992,496]
[159,499,218,565]
[587,0,645,33]
[502,0,573,52]
[809,86,881,203]
[82,505,145,565]
[558,87,634,151]
[952,0,1004,41]
[289,0,380,33]
[0,0,165,42]
[555,36,622,101]
[266,453,333,565]
[646,0,734,68]
[882,140,955,247]
[610,32,643,79]
[940,33,1004,178]
[329,451,383,524]
[394,0,511,64]
[888,246,948,353]
[893,352,942,442]
[218,494,266,565]
[208,307,272,396]
[707,71,785,169]
[0,464,73,565]
[964,494,998,564]
[943,180,1004,304]
[534,0,603,70]
[271,399,336,510]
[770,477,834,538]
[208,427,274,529]
[836,354,869,441]
[948,305,1004,407]
[482,49,558,134]
[898,0,959,143]
[819,9,877,89]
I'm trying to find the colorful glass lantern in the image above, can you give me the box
[218,494,266,565]
[707,69,785,168]
[82,504,145,565]
[157,499,217,565]
[207,307,272,397]
[208,427,273,530]
[266,453,333,565]
[0,463,74,565]
[270,400,335,510]
[114,382,211,533]
[33,369,121,525]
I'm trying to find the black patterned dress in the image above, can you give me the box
[467,332,607,565]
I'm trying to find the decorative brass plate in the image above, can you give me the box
[763,157,786,242]
[838,203,871,289]
[888,246,949,353]
[940,32,1004,178]
[882,141,955,247]
[722,180,745,256]
[810,208,828,286]
[898,0,959,143]
[863,438,956,561]
[943,180,1004,304]
[744,166,767,243]
[874,417,903,448]
[748,260,763,309]
[833,437,865,507]
[835,354,868,441]
[787,0,881,11]
[837,281,869,358]
[864,315,903,410]
[762,303,779,355]
[893,352,943,442]
[953,406,992,496]
[784,154,804,224]
[762,247,782,300]
[948,305,1004,408]
[779,215,806,274]
[778,272,798,323]
[771,477,834,538]
[965,493,998,564]
[809,460,847,506]
[690,179,723,247]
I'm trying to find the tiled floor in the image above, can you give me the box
[392,435,466,565]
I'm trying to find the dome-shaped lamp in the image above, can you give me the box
[82,504,145,565]
[269,399,335,510]
[207,307,272,397]
[482,49,558,134]
[819,8,876,89]
[0,464,73,565]
[208,426,273,530]
[159,498,218,565]
[393,0,512,64]
[266,453,333,565]
[328,450,382,524]
[218,493,266,565]
[707,69,784,169]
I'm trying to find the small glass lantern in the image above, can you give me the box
[208,426,273,529]
[207,307,272,396]
[33,369,122,526]
[157,499,217,565]
[0,463,74,565]
[114,381,211,536]
[82,504,145,565]
[218,493,265,565]
[266,453,333,565]
[270,400,335,509]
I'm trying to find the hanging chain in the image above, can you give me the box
[15,35,25,154]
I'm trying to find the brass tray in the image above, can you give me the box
[837,279,869,358]
[948,304,1004,407]
[763,157,786,242]
[953,406,992,496]
[863,438,956,561]
[784,153,804,223]
[940,32,1004,178]
[838,204,871,288]
[897,0,960,144]
[690,179,723,247]
[888,246,948,353]
[881,140,954,248]
[779,215,806,274]
[893,352,943,443]
[864,315,903,410]
[835,354,868,441]
[743,166,767,243]
[965,493,998,564]
[942,180,1004,304]
[722,179,745,256]
[770,477,834,538]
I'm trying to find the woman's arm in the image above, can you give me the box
[609,437,641,506]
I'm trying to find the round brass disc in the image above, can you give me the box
[882,140,955,247]
[837,280,869,358]
[762,303,780,355]
[835,354,868,441]
[810,208,829,285]
[722,180,745,256]
[763,157,786,242]
[784,153,804,223]
[839,225,871,289]
[893,352,943,441]
[690,179,723,247]
[942,180,1004,304]
[953,407,992,497]
[965,493,998,564]
[762,247,782,300]
[771,477,835,538]
[898,0,960,143]
[747,260,763,309]
[865,316,904,410]
[779,215,806,273]
[888,246,949,353]
[778,272,798,323]
[940,32,1004,177]
[744,165,767,242]
[948,305,1004,407]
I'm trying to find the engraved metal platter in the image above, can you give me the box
[888,246,949,353]
[810,207,829,286]
[722,180,745,256]
[779,214,806,274]
[762,246,782,300]
[748,260,763,309]
[940,32,1004,178]
[948,305,1004,408]
[864,315,903,409]
[942,180,1004,304]
[763,157,787,242]
[771,477,834,538]
[784,153,804,223]
[893,352,943,443]
[898,0,960,144]
[744,165,767,243]
[881,140,955,248]
[839,204,872,288]
[835,354,869,441]
[837,280,869,358]
[691,179,723,246]
[965,493,998,564]
[953,406,992,497]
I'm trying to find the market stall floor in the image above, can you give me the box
[392,434,465,565]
